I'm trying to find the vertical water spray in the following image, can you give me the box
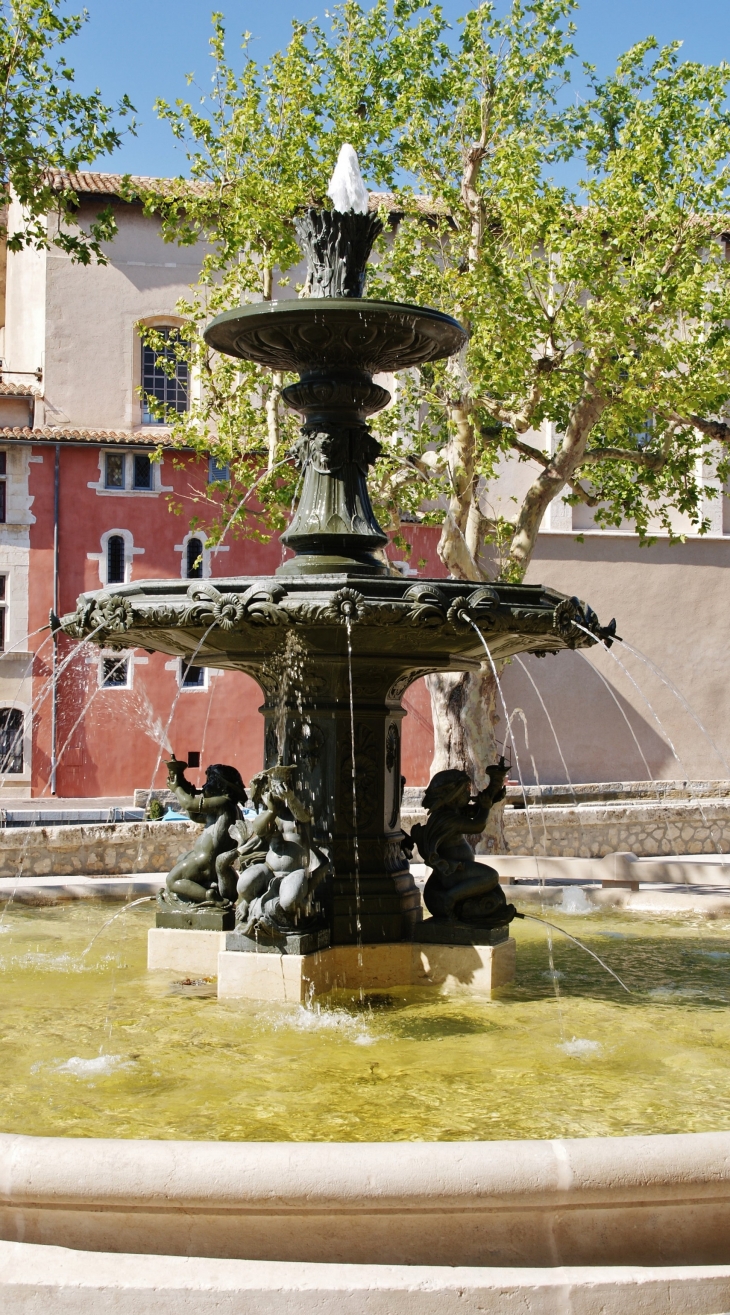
[343,604,363,981]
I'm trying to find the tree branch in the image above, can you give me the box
[483,429,600,507]
[666,413,730,444]
[578,447,666,470]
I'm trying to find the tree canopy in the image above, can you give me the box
[140,0,730,580]
[0,0,134,261]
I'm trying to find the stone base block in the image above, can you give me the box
[156,907,234,931]
[147,927,228,976]
[226,927,330,955]
[412,919,510,946]
[217,937,516,1002]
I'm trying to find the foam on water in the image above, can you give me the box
[560,887,595,914]
[54,1055,131,1078]
[560,1037,602,1058]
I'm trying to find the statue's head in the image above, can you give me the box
[203,763,247,805]
[422,769,472,813]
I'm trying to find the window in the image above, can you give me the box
[181,660,206,688]
[101,450,155,492]
[101,656,130,688]
[208,456,230,483]
[0,707,23,772]
[107,535,125,584]
[105,452,125,489]
[186,537,203,579]
[142,328,189,424]
[133,454,152,489]
[187,750,201,767]
[0,575,6,652]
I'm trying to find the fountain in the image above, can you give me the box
[58,146,615,996]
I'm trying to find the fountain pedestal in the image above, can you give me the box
[217,937,517,1002]
[147,925,516,996]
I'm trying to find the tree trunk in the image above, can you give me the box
[425,664,508,853]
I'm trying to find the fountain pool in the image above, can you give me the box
[2,897,729,1144]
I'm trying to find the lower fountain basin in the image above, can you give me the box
[2,898,728,1146]
[1,892,729,1310]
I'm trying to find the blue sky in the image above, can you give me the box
[70,0,730,178]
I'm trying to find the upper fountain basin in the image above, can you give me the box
[203,299,467,376]
[60,576,612,676]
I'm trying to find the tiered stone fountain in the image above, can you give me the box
[61,148,613,998]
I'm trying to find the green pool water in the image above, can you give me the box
[1,898,729,1142]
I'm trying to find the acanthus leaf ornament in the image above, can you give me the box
[90,595,134,633]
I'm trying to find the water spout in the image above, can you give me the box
[80,895,157,959]
[518,911,632,994]
[328,144,369,215]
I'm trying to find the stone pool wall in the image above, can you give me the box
[402,795,730,858]
[1,791,729,877]
[0,820,200,878]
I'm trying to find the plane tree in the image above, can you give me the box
[143,2,730,842]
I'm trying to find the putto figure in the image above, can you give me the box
[234,764,330,946]
[159,756,247,910]
[405,761,515,928]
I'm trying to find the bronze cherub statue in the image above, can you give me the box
[233,764,330,945]
[404,759,516,931]
[158,756,247,911]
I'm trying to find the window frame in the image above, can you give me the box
[141,326,190,426]
[106,534,126,585]
[99,653,132,690]
[186,536,204,579]
[0,574,7,652]
[208,456,230,484]
[132,453,153,490]
[101,449,156,495]
[179,658,208,690]
[0,706,24,773]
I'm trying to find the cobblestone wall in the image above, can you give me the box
[0,821,200,878]
[402,798,730,858]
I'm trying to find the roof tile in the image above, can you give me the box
[0,426,180,447]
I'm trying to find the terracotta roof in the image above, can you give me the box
[46,171,444,216]
[0,426,180,447]
[0,381,39,397]
[45,170,209,199]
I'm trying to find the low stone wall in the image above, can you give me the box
[402,797,730,858]
[503,798,730,857]
[0,821,200,878]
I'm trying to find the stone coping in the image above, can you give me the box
[1,1242,728,1315]
[2,1131,730,1269]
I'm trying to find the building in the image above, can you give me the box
[0,172,728,801]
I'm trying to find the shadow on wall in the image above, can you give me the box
[500,650,673,785]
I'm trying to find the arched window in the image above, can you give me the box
[186,537,203,579]
[0,708,23,773]
[141,327,189,425]
[107,535,125,584]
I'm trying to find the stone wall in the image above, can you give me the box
[0,820,200,878]
[402,796,730,858]
[3,795,730,877]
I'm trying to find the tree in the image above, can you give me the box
[0,0,134,261]
[145,2,730,846]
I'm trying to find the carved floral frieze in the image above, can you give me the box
[61,579,612,652]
